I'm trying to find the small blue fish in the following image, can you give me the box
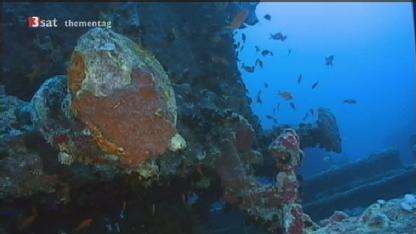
[302,112,309,121]
[270,32,287,41]
[119,201,126,219]
[311,81,319,89]
[297,74,302,84]
[325,55,334,66]
[209,200,225,213]
[264,14,271,21]
[289,102,296,111]
[255,176,274,187]
[186,192,199,206]
[309,108,314,116]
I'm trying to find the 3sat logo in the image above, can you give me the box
[28,16,58,28]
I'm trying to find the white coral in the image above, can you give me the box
[58,152,74,165]
[169,133,186,151]
[400,194,416,212]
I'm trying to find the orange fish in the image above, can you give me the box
[278,91,294,100]
[19,207,38,231]
[74,218,93,233]
[229,10,249,30]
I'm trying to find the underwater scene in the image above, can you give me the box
[0,2,415,234]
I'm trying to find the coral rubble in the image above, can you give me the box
[308,194,416,234]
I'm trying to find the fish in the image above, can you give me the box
[228,9,249,30]
[289,102,296,111]
[278,91,294,100]
[297,74,302,84]
[242,64,255,73]
[264,82,268,88]
[196,166,204,176]
[266,115,278,123]
[325,55,334,66]
[255,176,274,187]
[255,46,260,53]
[309,108,314,116]
[240,45,244,51]
[209,200,225,213]
[55,135,69,144]
[302,112,309,121]
[120,201,127,219]
[186,192,199,206]
[242,33,246,43]
[323,155,332,162]
[256,90,262,104]
[234,42,240,50]
[19,207,38,231]
[151,204,156,216]
[288,49,292,55]
[164,27,177,43]
[343,99,357,104]
[270,32,287,41]
[74,218,93,233]
[114,223,120,233]
[273,103,280,114]
[255,59,263,68]
[311,81,319,89]
[261,50,273,56]
[264,14,271,21]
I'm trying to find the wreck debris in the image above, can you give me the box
[309,194,416,234]
[302,148,416,220]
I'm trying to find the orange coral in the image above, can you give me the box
[72,68,177,168]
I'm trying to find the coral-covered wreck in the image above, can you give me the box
[1,2,414,234]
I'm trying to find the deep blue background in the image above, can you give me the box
[235,3,415,176]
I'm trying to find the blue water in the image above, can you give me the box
[236,2,416,175]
